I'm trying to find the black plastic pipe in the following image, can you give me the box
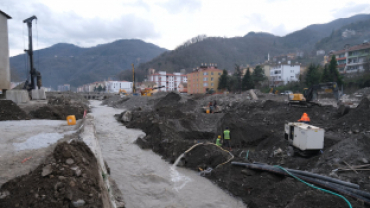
[233,162,359,189]
[231,162,370,205]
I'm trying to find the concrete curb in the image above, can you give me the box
[79,114,120,208]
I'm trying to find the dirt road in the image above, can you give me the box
[91,101,244,208]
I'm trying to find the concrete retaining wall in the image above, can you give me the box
[5,90,30,103]
[80,115,122,208]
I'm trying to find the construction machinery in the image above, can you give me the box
[284,122,325,157]
[23,15,42,90]
[141,86,165,96]
[288,82,340,107]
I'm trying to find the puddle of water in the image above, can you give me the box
[13,130,77,151]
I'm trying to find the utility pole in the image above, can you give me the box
[23,15,39,90]
[132,63,136,93]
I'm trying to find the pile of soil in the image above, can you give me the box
[118,92,370,207]
[331,98,370,133]
[29,105,86,120]
[0,140,106,208]
[0,100,29,121]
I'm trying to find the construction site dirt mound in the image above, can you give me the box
[0,100,29,121]
[331,97,370,133]
[29,105,86,120]
[154,92,181,109]
[0,140,105,208]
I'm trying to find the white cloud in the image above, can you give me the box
[1,0,370,56]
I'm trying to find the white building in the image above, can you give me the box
[270,62,300,86]
[105,81,133,93]
[148,70,187,92]
[0,10,11,91]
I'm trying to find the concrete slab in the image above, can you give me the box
[5,90,30,104]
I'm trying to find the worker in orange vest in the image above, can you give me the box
[298,113,310,124]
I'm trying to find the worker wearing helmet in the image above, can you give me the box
[298,113,310,124]
[223,127,231,150]
[215,135,222,147]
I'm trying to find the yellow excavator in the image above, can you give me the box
[141,86,165,96]
[288,82,340,107]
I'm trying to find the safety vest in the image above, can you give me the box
[216,138,222,146]
[223,130,230,140]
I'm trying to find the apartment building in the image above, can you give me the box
[187,66,222,94]
[269,62,300,86]
[105,81,133,93]
[331,42,370,74]
[147,70,187,92]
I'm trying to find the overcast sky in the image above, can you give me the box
[1,0,370,56]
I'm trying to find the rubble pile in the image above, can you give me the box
[116,91,370,207]
[0,100,29,121]
[0,140,106,208]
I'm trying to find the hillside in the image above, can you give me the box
[315,18,370,51]
[133,13,370,78]
[10,39,167,88]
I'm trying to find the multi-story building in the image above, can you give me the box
[105,81,133,93]
[58,84,70,92]
[187,66,222,94]
[147,70,187,92]
[269,62,300,86]
[331,42,370,74]
[0,10,11,92]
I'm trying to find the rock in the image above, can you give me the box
[0,190,10,199]
[66,158,74,165]
[75,168,82,177]
[121,111,132,122]
[362,158,369,164]
[54,182,63,191]
[72,199,86,207]
[58,176,66,180]
[41,164,53,177]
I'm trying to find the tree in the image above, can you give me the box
[328,55,343,86]
[234,64,242,92]
[305,63,321,86]
[242,68,254,90]
[218,69,229,90]
[321,64,331,83]
[252,65,266,86]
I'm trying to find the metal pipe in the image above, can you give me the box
[23,15,37,90]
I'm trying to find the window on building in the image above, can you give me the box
[203,77,208,81]
[211,83,214,86]
[211,72,214,75]
[203,83,208,87]
[218,73,221,75]
[211,77,213,81]
[203,72,208,75]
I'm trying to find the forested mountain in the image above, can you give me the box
[10,39,167,88]
[315,18,370,51]
[128,14,370,81]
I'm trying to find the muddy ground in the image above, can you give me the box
[114,92,370,207]
[1,92,89,121]
[0,140,109,208]
[0,100,30,121]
